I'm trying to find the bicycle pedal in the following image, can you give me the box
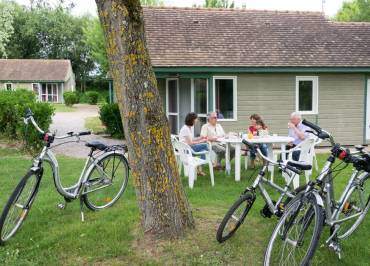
[328,241,342,259]
[260,203,273,218]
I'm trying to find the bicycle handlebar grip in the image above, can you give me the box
[302,119,322,133]
[25,107,33,118]
[242,139,257,152]
[78,131,91,136]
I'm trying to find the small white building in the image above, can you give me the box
[0,59,75,103]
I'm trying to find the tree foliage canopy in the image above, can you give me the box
[0,1,14,58]
[204,0,235,8]
[335,0,370,22]
[1,0,95,84]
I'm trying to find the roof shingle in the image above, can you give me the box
[143,7,370,67]
[0,59,71,81]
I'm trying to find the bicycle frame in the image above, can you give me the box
[323,169,369,227]
[32,145,120,200]
[247,162,298,216]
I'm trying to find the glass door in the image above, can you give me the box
[32,83,40,101]
[192,78,208,136]
[166,79,179,134]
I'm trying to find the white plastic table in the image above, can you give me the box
[218,136,294,182]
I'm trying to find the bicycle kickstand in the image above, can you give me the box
[79,198,85,222]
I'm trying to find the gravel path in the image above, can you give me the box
[50,104,123,158]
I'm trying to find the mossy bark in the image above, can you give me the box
[95,0,194,238]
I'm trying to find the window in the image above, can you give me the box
[166,79,179,134]
[213,76,237,120]
[296,76,318,114]
[5,83,13,91]
[41,83,58,102]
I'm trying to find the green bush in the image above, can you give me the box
[63,91,79,106]
[85,91,99,105]
[99,103,124,138]
[0,90,54,152]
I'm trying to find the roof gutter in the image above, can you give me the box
[153,66,370,74]
[0,80,65,83]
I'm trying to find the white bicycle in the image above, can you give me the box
[0,108,129,244]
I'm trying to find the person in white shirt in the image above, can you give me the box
[200,112,234,170]
[179,112,209,176]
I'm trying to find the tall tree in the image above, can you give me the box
[204,0,234,8]
[95,0,194,238]
[0,1,14,58]
[335,0,370,22]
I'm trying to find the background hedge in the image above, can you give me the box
[99,103,124,138]
[63,91,79,106]
[0,90,54,151]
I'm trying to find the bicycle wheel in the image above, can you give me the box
[216,193,255,243]
[83,152,129,210]
[264,193,324,266]
[0,170,40,244]
[336,175,369,239]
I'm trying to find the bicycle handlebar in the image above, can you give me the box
[242,139,304,174]
[23,108,91,140]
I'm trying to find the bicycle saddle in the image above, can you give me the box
[85,141,107,151]
[287,161,312,171]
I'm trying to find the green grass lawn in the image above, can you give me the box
[0,148,368,265]
[85,116,106,134]
[51,104,77,113]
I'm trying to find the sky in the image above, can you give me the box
[14,0,348,17]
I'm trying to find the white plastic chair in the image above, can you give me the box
[311,137,322,171]
[173,141,214,189]
[281,137,316,189]
[171,135,183,174]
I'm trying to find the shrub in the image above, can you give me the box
[0,89,54,152]
[85,91,99,105]
[99,103,124,138]
[63,91,79,106]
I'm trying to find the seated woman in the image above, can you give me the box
[179,112,209,176]
[249,119,269,168]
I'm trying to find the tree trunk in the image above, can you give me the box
[95,0,194,238]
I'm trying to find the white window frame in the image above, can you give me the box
[213,76,237,121]
[32,83,41,101]
[295,76,319,115]
[190,78,209,119]
[4,83,13,91]
[41,83,59,103]
[166,78,180,133]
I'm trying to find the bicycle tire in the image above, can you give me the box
[0,170,41,244]
[336,175,369,239]
[216,193,255,243]
[83,152,129,211]
[264,193,324,266]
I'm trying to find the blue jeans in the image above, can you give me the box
[191,143,209,160]
[250,144,268,160]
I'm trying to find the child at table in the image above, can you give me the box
[248,114,262,136]
[249,119,269,168]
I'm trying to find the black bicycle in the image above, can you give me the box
[264,120,370,265]
[216,140,310,243]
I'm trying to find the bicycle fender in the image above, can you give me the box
[310,191,324,207]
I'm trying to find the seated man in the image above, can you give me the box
[287,112,309,161]
[200,112,235,170]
